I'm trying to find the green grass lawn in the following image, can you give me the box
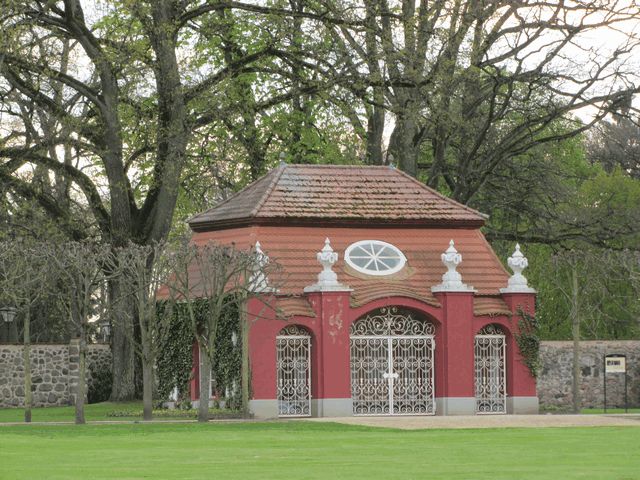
[0,401,239,423]
[0,422,639,479]
[582,407,640,414]
[0,401,143,423]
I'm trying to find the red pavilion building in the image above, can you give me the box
[187,164,537,417]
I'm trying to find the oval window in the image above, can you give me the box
[344,240,406,276]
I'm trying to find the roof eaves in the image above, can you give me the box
[392,167,488,221]
[189,215,485,232]
[187,167,280,226]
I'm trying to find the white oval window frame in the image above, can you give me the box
[344,240,407,276]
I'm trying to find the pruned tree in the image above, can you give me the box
[166,239,279,422]
[0,239,51,422]
[44,241,112,424]
[109,242,176,421]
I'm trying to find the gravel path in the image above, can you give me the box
[307,414,640,430]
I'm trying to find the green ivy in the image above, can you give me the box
[156,300,241,407]
[514,308,541,378]
[156,302,194,403]
[212,303,242,409]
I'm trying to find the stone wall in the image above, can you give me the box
[0,342,111,408]
[3,339,638,411]
[538,341,640,410]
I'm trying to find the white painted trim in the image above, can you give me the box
[344,239,407,276]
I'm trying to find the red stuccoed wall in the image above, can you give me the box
[187,224,537,411]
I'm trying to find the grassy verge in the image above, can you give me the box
[581,408,640,414]
[0,401,242,423]
[0,422,638,479]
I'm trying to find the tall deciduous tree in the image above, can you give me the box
[0,0,317,399]
[45,241,112,424]
[316,1,640,200]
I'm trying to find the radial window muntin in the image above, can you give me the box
[344,240,407,276]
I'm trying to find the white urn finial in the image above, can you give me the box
[431,240,475,293]
[249,241,275,292]
[304,238,351,292]
[500,243,535,293]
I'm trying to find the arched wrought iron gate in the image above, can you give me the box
[276,325,311,417]
[475,324,506,414]
[350,308,435,415]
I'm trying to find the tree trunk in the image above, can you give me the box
[76,334,86,425]
[571,265,581,414]
[110,279,136,401]
[366,105,385,165]
[198,345,211,423]
[23,305,32,423]
[142,357,153,421]
[241,308,250,417]
[389,115,420,177]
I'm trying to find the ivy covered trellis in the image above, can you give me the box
[156,300,241,408]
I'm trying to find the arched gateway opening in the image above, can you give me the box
[475,324,507,414]
[276,325,311,417]
[350,307,435,415]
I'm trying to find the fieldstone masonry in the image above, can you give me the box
[0,342,111,408]
[1,340,638,410]
[538,341,640,410]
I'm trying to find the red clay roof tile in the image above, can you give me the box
[189,165,486,230]
[190,226,513,317]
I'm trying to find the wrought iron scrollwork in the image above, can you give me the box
[350,307,435,336]
[478,324,505,336]
[350,308,435,416]
[279,324,310,336]
[475,324,506,414]
[277,325,311,417]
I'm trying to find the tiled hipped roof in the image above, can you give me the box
[189,165,486,230]
[187,165,514,318]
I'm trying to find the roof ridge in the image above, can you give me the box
[392,168,487,220]
[252,163,287,217]
[278,163,384,169]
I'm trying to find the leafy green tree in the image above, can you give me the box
[0,0,329,399]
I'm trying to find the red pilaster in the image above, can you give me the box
[434,291,475,399]
[502,293,537,397]
[247,295,279,400]
[306,291,353,400]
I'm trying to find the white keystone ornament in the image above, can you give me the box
[500,244,535,293]
[304,238,351,292]
[431,240,475,293]
[249,241,276,293]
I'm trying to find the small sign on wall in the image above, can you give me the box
[604,353,628,413]
[605,356,626,373]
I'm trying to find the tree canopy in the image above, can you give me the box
[1,1,640,379]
